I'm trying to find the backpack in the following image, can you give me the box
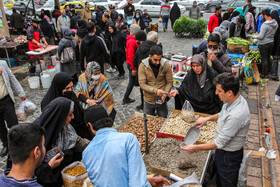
[60,47,75,64]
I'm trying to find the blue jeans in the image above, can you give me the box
[215,149,243,187]
[144,101,168,118]
[162,15,169,29]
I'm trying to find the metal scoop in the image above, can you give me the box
[183,126,201,145]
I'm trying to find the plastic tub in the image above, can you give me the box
[28,76,40,89]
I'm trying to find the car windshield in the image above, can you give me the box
[44,1,54,7]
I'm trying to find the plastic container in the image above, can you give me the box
[51,55,59,65]
[3,58,15,67]
[46,66,56,81]
[40,71,51,89]
[28,76,40,89]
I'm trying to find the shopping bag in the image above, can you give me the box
[159,17,162,23]
[61,161,88,187]
[181,100,195,123]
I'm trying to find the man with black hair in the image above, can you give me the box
[189,1,201,20]
[208,5,222,33]
[82,105,170,187]
[182,73,250,187]
[0,123,45,186]
[80,2,92,22]
[109,5,118,23]
[138,45,173,118]
[200,33,231,73]
[70,9,79,29]
[64,5,71,17]
[124,0,135,19]
[253,9,278,78]
[80,22,109,73]
[243,0,252,15]
[229,16,246,38]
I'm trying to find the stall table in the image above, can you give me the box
[0,43,20,68]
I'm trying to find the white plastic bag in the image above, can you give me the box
[181,100,195,123]
[83,177,94,187]
[61,161,88,187]
[16,105,26,121]
[170,172,201,187]
[238,150,252,186]
[21,99,37,115]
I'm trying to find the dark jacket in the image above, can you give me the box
[40,18,55,38]
[96,10,104,26]
[109,28,126,54]
[200,50,232,74]
[124,3,135,16]
[142,13,152,25]
[10,12,24,29]
[229,21,246,39]
[243,4,252,15]
[170,2,181,27]
[80,34,109,70]
[111,9,119,23]
[70,14,79,29]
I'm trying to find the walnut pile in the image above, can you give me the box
[161,114,217,143]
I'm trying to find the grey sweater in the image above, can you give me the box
[253,19,278,45]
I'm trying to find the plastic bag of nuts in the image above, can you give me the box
[61,161,88,187]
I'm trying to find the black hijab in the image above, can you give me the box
[248,6,256,25]
[77,19,88,38]
[34,97,72,151]
[271,10,280,56]
[229,11,240,20]
[170,2,181,25]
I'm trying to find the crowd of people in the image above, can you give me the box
[1,0,279,186]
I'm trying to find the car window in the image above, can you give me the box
[13,2,21,6]
[141,0,152,5]
[153,0,161,5]
[76,4,84,9]
[4,0,13,4]
[101,0,108,2]
[94,0,101,2]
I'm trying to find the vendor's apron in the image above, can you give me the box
[28,27,42,59]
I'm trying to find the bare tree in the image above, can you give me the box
[0,0,10,37]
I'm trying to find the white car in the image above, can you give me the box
[169,0,209,10]
[36,1,54,15]
[117,0,186,17]
[89,0,123,10]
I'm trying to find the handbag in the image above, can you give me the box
[60,47,75,64]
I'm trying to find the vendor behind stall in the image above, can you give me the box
[181,73,250,187]
[27,17,48,59]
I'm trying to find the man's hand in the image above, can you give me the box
[181,144,197,154]
[87,99,97,106]
[48,153,64,169]
[207,53,216,61]
[128,6,132,11]
[131,70,137,76]
[37,43,43,48]
[147,176,171,187]
[168,90,179,97]
[161,96,165,104]
[194,117,209,128]
[55,37,58,41]
[20,96,26,101]
[157,89,166,97]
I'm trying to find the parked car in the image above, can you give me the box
[169,0,209,10]
[11,1,42,16]
[36,1,55,15]
[204,0,232,13]
[251,1,280,16]
[4,5,12,24]
[89,0,122,10]
[60,1,95,12]
[117,0,185,17]
[3,0,15,9]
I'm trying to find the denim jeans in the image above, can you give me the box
[144,101,168,118]
[215,149,243,187]
[162,15,169,29]
[123,64,136,100]
[259,43,274,76]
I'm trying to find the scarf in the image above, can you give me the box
[191,54,207,88]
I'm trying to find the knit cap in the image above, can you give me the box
[130,24,141,35]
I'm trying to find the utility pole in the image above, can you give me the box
[55,0,60,8]
[0,0,10,37]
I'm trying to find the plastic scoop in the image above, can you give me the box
[183,126,201,145]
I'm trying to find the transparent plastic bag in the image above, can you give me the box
[21,99,37,115]
[61,161,88,187]
[238,150,252,186]
[181,100,195,123]
[16,107,26,121]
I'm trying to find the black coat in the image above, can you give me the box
[170,3,181,27]
[70,14,79,29]
[175,66,222,114]
[124,3,135,16]
[109,30,126,54]
[40,18,55,38]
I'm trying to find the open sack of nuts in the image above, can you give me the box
[61,161,88,187]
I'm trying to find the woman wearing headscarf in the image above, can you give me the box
[35,97,90,187]
[133,11,146,30]
[213,20,231,45]
[229,10,240,21]
[116,14,126,31]
[75,19,87,49]
[41,72,92,140]
[271,10,280,57]
[235,7,245,19]
[245,6,256,34]
[40,14,56,45]
[57,27,77,83]
[75,61,116,120]
[170,2,181,29]
[223,7,234,21]
[108,24,126,77]
[168,54,222,114]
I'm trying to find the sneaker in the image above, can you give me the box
[122,98,135,104]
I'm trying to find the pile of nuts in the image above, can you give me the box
[64,166,87,177]
[161,113,217,143]
[118,116,165,153]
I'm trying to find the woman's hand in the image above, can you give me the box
[86,99,97,106]
[168,90,179,97]
[147,176,171,187]
[48,153,64,169]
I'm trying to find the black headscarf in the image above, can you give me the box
[170,2,181,27]
[229,11,240,21]
[77,19,88,38]
[40,18,53,38]
[248,6,256,25]
[271,10,280,56]
[35,97,72,151]
[41,72,92,140]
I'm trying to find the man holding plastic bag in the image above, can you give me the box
[181,73,250,187]
[0,60,26,157]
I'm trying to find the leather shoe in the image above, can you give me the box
[136,104,143,111]
[0,147,8,157]
[122,98,135,104]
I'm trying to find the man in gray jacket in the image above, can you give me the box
[253,9,278,78]
[0,60,26,157]
[57,10,71,33]
[189,1,201,20]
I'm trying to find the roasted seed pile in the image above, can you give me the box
[118,116,165,153]
[64,166,87,177]
[143,138,209,179]
[161,114,217,143]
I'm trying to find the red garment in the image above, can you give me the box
[28,27,40,59]
[126,35,139,70]
[54,11,61,23]
[208,14,222,33]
